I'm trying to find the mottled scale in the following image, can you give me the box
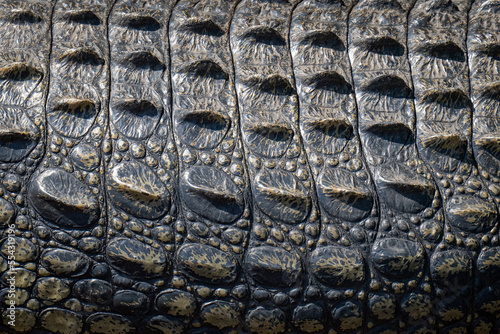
[289,1,375,332]
[25,0,112,326]
[468,0,500,330]
[0,1,53,332]
[230,1,321,333]
[104,0,178,329]
[408,0,494,331]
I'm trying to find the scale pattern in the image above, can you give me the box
[0,0,500,333]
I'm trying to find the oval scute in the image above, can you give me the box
[292,303,326,333]
[0,237,38,262]
[376,163,435,213]
[372,238,425,278]
[113,290,150,315]
[73,279,113,305]
[47,97,98,138]
[254,170,311,224]
[431,250,472,286]
[106,238,168,278]
[332,301,363,331]
[140,315,185,334]
[107,161,170,220]
[156,289,197,317]
[177,244,238,284]
[475,286,500,316]
[302,117,352,155]
[111,99,162,140]
[477,247,500,282]
[246,307,286,334]
[0,198,15,226]
[41,248,89,277]
[310,246,365,287]
[40,308,83,334]
[317,168,372,222]
[87,313,136,334]
[33,277,70,303]
[446,196,497,233]
[29,169,99,228]
[180,167,244,224]
[176,110,230,150]
[0,106,40,163]
[70,143,101,171]
[245,121,293,158]
[421,133,467,171]
[200,301,241,330]
[245,246,303,288]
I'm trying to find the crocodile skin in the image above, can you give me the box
[0,0,500,333]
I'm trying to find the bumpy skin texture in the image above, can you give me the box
[0,0,500,333]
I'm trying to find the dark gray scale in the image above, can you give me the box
[23,1,111,332]
[348,0,440,332]
[104,0,178,332]
[408,0,492,331]
[290,1,376,332]
[468,0,500,331]
[230,0,321,333]
[0,1,53,333]
[168,0,250,332]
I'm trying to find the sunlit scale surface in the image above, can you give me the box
[0,0,499,333]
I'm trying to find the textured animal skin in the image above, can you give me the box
[0,0,499,333]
